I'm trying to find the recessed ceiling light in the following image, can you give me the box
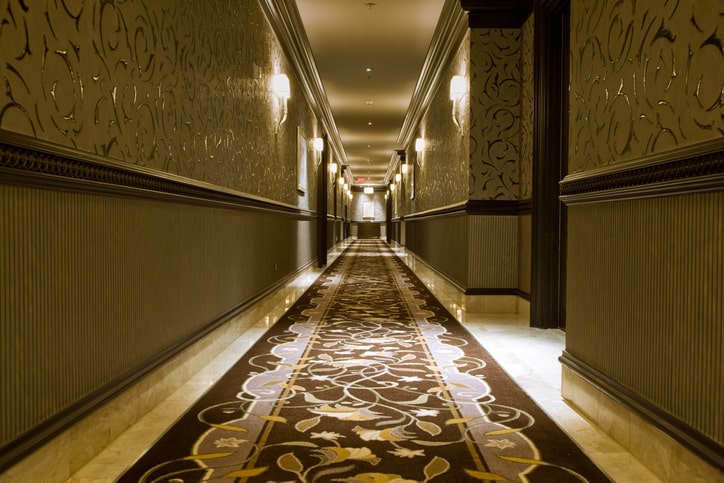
[367,121,372,126]
[364,100,374,107]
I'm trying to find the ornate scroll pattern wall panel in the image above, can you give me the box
[469,28,521,200]
[519,16,534,200]
[414,32,470,214]
[0,0,306,205]
[569,0,724,172]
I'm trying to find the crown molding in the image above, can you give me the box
[258,0,347,169]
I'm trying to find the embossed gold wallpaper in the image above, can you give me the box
[569,0,724,172]
[0,0,319,206]
[469,28,522,200]
[410,31,470,214]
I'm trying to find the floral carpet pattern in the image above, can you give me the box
[119,240,609,482]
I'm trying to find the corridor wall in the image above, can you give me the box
[562,0,724,475]
[0,0,320,472]
[398,11,534,308]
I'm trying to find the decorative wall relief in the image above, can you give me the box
[469,28,522,201]
[569,0,724,172]
[0,0,311,206]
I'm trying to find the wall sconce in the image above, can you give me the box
[364,186,374,194]
[271,73,290,127]
[395,173,401,183]
[450,75,466,132]
[401,163,408,175]
[390,183,396,191]
[329,163,338,175]
[313,137,324,152]
[343,182,348,191]
[339,175,345,185]
[415,138,425,152]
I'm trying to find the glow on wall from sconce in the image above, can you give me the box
[271,73,290,126]
[449,75,466,100]
[450,75,466,132]
[272,73,290,98]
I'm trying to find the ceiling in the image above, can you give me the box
[295,0,446,186]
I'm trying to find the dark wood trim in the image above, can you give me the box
[403,203,467,221]
[465,288,530,300]
[466,199,532,215]
[0,256,318,473]
[317,134,328,266]
[386,183,393,244]
[0,131,315,219]
[530,0,569,330]
[403,200,532,221]
[460,0,534,28]
[560,351,724,471]
[560,139,724,205]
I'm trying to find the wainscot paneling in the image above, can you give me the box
[0,141,317,471]
[403,209,469,290]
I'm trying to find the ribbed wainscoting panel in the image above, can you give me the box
[566,191,723,446]
[405,213,468,288]
[0,183,315,454]
[468,215,518,288]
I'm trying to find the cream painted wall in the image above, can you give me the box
[351,191,386,222]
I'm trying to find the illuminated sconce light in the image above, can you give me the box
[329,163,338,174]
[415,138,425,152]
[364,186,374,194]
[450,75,466,131]
[401,163,408,175]
[313,137,324,152]
[390,183,396,191]
[395,173,401,183]
[343,182,348,191]
[271,73,290,127]
[339,176,345,185]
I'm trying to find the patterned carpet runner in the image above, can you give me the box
[119,240,610,482]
